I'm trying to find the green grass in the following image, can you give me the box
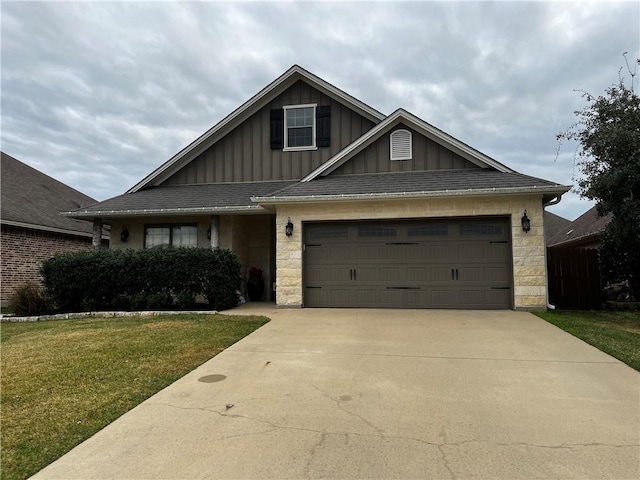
[0,314,269,480]
[535,310,640,371]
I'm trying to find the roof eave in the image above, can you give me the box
[0,219,105,238]
[62,205,267,219]
[252,185,570,205]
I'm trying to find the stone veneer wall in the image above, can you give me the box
[1,225,94,304]
[275,194,547,310]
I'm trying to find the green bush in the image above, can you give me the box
[7,282,52,316]
[41,248,241,313]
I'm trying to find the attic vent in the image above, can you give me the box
[390,129,412,161]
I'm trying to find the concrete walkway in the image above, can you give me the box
[32,306,639,479]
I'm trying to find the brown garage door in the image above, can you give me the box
[303,217,512,309]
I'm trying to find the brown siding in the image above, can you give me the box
[331,125,481,175]
[163,80,377,185]
[1,225,96,304]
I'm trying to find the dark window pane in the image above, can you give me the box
[288,127,313,147]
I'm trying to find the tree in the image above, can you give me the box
[558,64,640,301]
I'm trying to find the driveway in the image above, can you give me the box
[33,307,639,479]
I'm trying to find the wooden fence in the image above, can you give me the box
[547,248,602,310]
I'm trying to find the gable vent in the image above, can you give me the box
[390,129,412,161]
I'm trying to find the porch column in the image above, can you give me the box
[92,218,102,250]
[210,215,220,249]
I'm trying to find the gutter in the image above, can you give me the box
[0,219,107,239]
[61,204,266,218]
[252,185,570,204]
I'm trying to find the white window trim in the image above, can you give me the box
[283,103,318,151]
[390,128,412,161]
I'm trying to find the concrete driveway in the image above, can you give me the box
[33,307,639,479]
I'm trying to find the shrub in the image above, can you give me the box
[41,248,241,313]
[7,282,52,316]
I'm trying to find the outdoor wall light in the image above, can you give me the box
[285,217,294,237]
[207,227,211,240]
[521,211,531,233]
[120,227,129,243]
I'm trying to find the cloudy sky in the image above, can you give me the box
[2,1,638,220]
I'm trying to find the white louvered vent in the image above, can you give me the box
[390,129,412,161]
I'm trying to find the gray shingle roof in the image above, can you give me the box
[548,206,611,247]
[544,211,571,245]
[1,152,98,235]
[254,169,569,201]
[67,181,297,217]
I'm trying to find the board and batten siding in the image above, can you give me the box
[331,125,481,175]
[162,80,377,185]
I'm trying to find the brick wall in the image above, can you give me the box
[1,225,94,304]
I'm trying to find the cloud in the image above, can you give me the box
[1,1,638,220]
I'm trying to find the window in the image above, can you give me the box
[310,226,348,239]
[145,224,198,249]
[459,224,504,236]
[284,104,316,150]
[408,225,449,236]
[358,226,397,237]
[390,129,412,161]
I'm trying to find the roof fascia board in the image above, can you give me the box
[302,109,514,182]
[62,205,267,219]
[0,219,97,238]
[128,65,386,193]
[252,184,570,204]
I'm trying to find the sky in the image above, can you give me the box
[1,1,639,221]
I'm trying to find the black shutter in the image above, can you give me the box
[270,109,284,149]
[316,105,330,147]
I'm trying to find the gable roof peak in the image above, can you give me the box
[302,107,515,182]
[127,65,385,193]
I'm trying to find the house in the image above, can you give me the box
[547,206,610,250]
[546,206,610,309]
[1,152,109,305]
[543,211,571,246]
[65,65,570,310]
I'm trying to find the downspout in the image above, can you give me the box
[543,196,562,310]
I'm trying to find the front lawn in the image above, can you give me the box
[0,314,269,480]
[534,310,640,371]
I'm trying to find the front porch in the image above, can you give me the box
[102,213,276,301]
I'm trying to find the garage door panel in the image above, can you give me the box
[430,244,457,260]
[459,289,486,307]
[485,289,512,307]
[305,245,352,263]
[431,289,458,308]
[306,266,350,284]
[428,266,453,282]
[406,289,432,307]
[406,266,432,282]
[483,267,510,283]
[484,243,510,259]
[459,266,484,282]
[304,218,512,309]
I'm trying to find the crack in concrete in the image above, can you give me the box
[150,401,638,451]
[303,431,328,478]
[437,444,457,480]
[231,349,621,365]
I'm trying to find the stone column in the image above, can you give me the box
[92,218,103,250]
[210,215,220,249]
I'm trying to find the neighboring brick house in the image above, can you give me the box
[65,65,570,310]
[543,211,571,246]
[1,152,108,305]
[548,206,611,250]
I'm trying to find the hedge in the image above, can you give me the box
[40,248,241,312]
